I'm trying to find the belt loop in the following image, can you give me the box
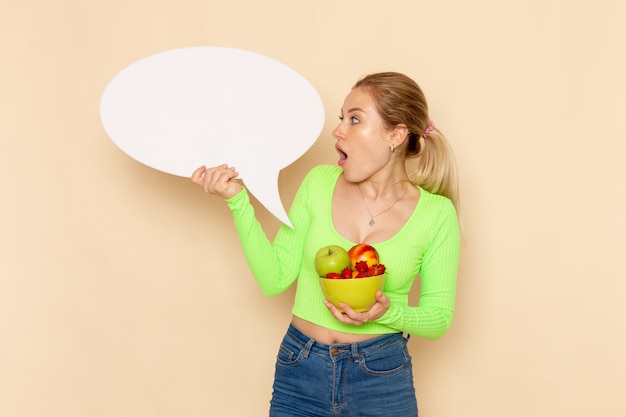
[302,338,314,358]
[351,342,359,359]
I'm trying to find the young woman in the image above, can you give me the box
[191,72,460,417]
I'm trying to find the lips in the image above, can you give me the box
[336,144,347,166]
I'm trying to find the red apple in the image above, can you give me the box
[348,243,379,270]
[314,245,351,277]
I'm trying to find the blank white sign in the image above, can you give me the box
[100,46,325,227]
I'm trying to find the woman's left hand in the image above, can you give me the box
[323,291,390,325]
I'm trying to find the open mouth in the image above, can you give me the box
[336,144,347,162]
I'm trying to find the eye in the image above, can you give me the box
[338,115,360,124]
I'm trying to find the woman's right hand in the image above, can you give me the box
[191,164,242,199]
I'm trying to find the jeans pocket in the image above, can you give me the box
[359,340,409,376]
[275,335,305,367]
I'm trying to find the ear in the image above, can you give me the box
[388,124,410,148]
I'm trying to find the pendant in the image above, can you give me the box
[369,218,375,226]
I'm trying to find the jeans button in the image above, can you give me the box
[330,347,339,356]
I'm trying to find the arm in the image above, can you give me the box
[378,200,460,339]
[225,183,311,296]
[192,164,313,296]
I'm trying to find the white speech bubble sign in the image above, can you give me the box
[100,46,325,227]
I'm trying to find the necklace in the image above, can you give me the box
[357,181,410,226]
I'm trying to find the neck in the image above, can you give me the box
[356,177,411,227]
[357,175,411,200]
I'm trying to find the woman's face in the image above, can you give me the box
[332,87,393,181]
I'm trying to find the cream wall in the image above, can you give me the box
[1,1,625,416]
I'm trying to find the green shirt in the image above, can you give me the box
[226,165,460,340]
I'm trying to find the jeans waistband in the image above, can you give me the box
[286,322,407,360]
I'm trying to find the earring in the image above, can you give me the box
[390,144,395,153]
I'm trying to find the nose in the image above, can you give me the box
[332,123,344,140]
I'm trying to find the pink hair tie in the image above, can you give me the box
[423,121,435,138]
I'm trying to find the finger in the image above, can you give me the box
[339,303,368,324]
[323,300,342,316]
[208,166,238,191]
[224,166,239,180]
[375,291,391,309]
[205,167,225,193]
[323,301,352,323]
[323,302,363,325]
[204,167,242,198]
[191,165,207,185]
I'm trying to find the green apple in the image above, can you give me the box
[314,245,350,277]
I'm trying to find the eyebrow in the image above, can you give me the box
[342,107,366,114]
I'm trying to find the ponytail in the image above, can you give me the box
[407,127,459,208]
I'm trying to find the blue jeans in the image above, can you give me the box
[269,323,418,417]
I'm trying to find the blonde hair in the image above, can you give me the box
[354,72,459,208]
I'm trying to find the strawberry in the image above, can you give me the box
[325,272,342,279]
[368,263,386,276]
[341,267,353,279]
[354,261,369,273]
